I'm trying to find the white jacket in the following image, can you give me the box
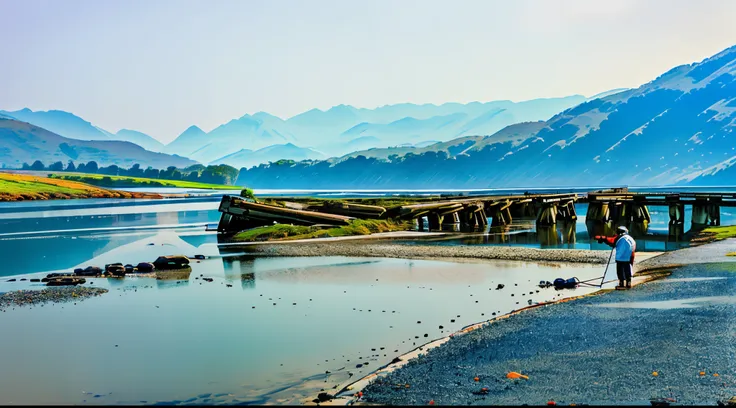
[615,234,636,263]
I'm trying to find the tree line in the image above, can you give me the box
[21,160,240,185]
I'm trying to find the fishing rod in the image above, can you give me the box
[597,246,616,288]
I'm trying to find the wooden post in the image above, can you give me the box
[450,211,461,224]
[668,202,684,225]
[586,201,610,223]
[491,208,506,227]
[691,201,708,227]
[668,223,684,240]
[428,213,442,230]
[567,201,578,221]
[536,203,557,226]
[707,203,721,226]
[217,213,233,232]
[467,211,477,229]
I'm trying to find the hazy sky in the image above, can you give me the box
[2,0,736,143]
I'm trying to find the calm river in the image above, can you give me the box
[0,190,727,404]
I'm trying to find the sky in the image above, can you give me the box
[2,0,736,144]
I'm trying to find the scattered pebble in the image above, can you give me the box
[0,287,108,310]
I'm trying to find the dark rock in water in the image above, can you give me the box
[439,325,444,329]
[496,284,505,290]
[105,263,126,277]
[424,334,429,337]
[30,279,40,283]
[153,255,190,270]
[136,262,155,273]
[193,255,206,260]
[451,319,455,323]
[356,364,363,368]
[124,264,135,273]
[202,278,214,282]
[76,266,102,277]
[46,277,86,286]
[20,278,27,281]
[417,321,421,324]
[6,279,16,282]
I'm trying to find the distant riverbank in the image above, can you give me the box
[0,172,162,201]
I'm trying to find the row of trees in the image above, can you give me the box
[21,160,240,185]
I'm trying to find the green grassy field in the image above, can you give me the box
[48,172,242,190]
[232,219,412,242]
[0,172,154,201]
[691,225,736,246]
[702,225,736,240]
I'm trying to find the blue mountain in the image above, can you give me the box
[0,118,195,169]
[234,45,736,188]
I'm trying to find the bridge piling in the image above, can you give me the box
[669,203,685,225]
[536,203,557,226]
[427,213,443,230]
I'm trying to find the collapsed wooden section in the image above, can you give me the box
[217,193,581,234]
[217,196,354,232]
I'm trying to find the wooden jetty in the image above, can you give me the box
[216,193,581,233]
[217,188,736,236]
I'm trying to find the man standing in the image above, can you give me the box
[596,226,637,289]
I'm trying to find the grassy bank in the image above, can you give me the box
[231,219,413,242]
[48,172,242,190]
[0,172,159,201]
[691,225,736,245]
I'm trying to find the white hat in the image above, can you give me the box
[617,226,628,233]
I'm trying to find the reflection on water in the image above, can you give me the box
[0,195,731,405]
[0,231,608,405]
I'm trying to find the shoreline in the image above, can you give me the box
[312,238,736,406]
[317,264,672,406]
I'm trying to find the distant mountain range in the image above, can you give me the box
[210,143,325,169]
[0,118,195,169]
[235,44,736,189]
[1,94,597,168]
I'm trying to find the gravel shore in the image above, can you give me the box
[0,287,108,310]
[358,239,736,406]
[245,242,612,264]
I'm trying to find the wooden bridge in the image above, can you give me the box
[586,189,736,227]
[217,188,735,235]
[384,193,579,230]
[216,192,581,233]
